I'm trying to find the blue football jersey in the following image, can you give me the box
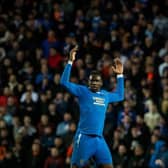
[60,63,124,136]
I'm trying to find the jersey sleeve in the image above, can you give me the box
[107,75,124,103]
[60,63,82,97]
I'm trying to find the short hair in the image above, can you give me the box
[89,70,102,78]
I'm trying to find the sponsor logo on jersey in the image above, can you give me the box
[92,97,105,106]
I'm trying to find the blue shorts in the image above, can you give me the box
[71,132,113,167]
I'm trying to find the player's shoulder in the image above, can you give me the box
[77,84,88,91]
[78,85,91,95]
[100,89,108,95]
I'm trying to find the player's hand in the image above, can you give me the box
[155,159,164,167]
[111,58,123,74]
[69,45,78,62]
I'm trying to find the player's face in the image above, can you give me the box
[88,75,103,92]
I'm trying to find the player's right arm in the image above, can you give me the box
[60,46,81,96]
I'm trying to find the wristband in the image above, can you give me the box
[68,60,73,65]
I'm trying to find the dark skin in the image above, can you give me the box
[88,74,103,92]
[70,46,123,168]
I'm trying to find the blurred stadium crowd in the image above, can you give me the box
[0,0,168,168]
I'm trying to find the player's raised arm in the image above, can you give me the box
[69,45,78,63]
[60,45,81,96]
[108,58,124,102]
[111,58,123,75]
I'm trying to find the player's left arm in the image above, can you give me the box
[107,58,124,102]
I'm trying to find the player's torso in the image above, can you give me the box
[78,88,109,118]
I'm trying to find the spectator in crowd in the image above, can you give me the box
[40,125,55,150]
[44,146,64,168]
[56,112,72,136]
[11,115,22,142]
[158,53,168,77]
[107,127,124,154]
[20,91,37,123]
[0,0,168,167]
[35,63,53,86]
[144,100,161,132]
[47,102,62,127]
[53,136,66,157]
[18,115,37,149]
[20,83,38,103]
[37,114,54,136]
[113,143,128,168]
[25,142,45,168]
[62,121,76,148]
[0,148,18,168]
[149,139,166,168]
[48,47,63,72]
[117,100,136,126]
[128,143,146,168]
[37,92,49,116]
